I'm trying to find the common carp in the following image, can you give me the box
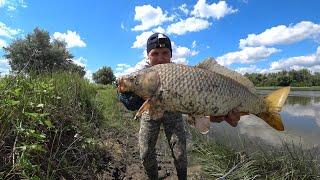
[117,58,290,132]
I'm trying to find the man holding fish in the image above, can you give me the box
[117,33,244,179]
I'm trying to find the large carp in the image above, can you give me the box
[117,58,290,132]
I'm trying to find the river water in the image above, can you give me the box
[207,90,320,150]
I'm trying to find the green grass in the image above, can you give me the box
[1,73,319,179]
[0,73,122,179]
[188,126,320,179]
[94,84,138,135]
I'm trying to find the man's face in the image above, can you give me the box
[148,48,171,66]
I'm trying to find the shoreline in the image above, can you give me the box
[256,86,320,91]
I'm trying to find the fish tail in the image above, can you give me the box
[257,86,290,131]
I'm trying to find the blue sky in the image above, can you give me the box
[1,0,320,80]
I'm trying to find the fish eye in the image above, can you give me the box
[134,76,139,85]
[129,76,135,82]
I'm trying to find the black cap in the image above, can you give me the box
[147,33,172,56]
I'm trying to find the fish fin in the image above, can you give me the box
[134,99,151,120]
[195,116,211,134]
[195,57,256,93]
[209,112,248,124]
[257,86,290,131]
[225,118,238,127]
[209,115,224,123]
[211,115,239,127]
[257,112,284,131]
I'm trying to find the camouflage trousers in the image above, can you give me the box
[139,110,187,180]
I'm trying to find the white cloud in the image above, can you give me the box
[120,23,125,30]
[191,0,238,20]
[270,46,320,71]
[7,5,15,11]
[0,58,10,75]
[71,56,87,67]
[235,65,268,74]
[131,31,154,49]
[166,17,211,35]
[0,22,21,39]
[152,26,165,34]
[84,69,93,82]
[118,41,197,76]
[239,21,320,48]
[0,0,27,11]
[69,56,94,82]
[131,28,165,49]
[178,4,189,15]
[217,46,280,66]
[309,65,320,72]
[171,58,188,65]
[132,5,174,31]
[52,30,86,48]
[116,63,131,72]
[0,0,5,7]
[172,41,198,60]
[0,38,7,48]
[192,40,197,48]
[115,59,148,77]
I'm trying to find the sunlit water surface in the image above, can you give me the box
[207,90,320,150]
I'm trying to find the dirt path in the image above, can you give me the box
[98,127,204,179]
[98,104,204,179]
[122,127,204,180]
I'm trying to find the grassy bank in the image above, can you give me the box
[256,86,320,91]
[0,73,130,179]
[188,127,320,179]
[1,74,319,179]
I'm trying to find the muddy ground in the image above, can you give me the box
[98,114,204,180]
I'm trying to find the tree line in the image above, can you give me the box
[6,28,319,88]
[2,28,115,85]
[244,69,320,87]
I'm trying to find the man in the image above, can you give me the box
[118,33,240,180]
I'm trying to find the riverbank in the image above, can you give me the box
[256,86,320,91]
[1,74,319,179]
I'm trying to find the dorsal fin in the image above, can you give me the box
[195,57,256,93]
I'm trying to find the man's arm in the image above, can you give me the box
[118,92,144,111]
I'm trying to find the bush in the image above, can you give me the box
[0,73,109,179]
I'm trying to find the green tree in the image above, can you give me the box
[277,70,291,86]
[312,72,320,86]
[3,28,85,76]
[92,66,115,85]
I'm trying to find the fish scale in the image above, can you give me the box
[118,61,290,131]
[150,63,266,116]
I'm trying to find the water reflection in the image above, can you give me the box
[209,90,320,150]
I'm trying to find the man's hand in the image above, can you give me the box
[210,108,241,127]
[224,108,240,127]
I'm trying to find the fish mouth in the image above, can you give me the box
[116,77,125,93]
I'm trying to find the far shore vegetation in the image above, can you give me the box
[245,69,320,88]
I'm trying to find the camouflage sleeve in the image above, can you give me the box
[118,92,144,111]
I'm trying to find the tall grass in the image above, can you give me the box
[188,126,320,179]
[1,73,319,179]
[94,84,138,135]
[0,73,110,179]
